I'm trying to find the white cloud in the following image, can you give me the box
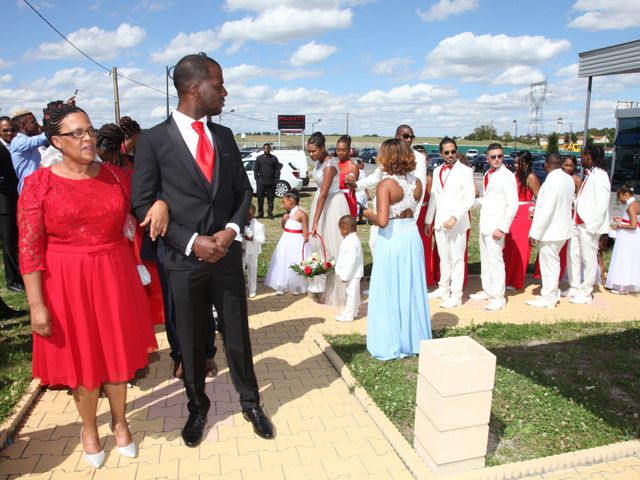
[25,23,147,60]
[0,74,12,83]
[150,30,222,64]
[217,6,352,45]
[417,0,479,22]
[424,32,571,84]
[290,41,337,67]
[371,57,413,76]
[568,0,640,30]
[28,24,146,61]
[491,66,545,86]
[357,83,458,106]
[224,0,352,11]
[0,58,11,69]
[555,63,579,77]
[276,69,323,81]
[134,0,173,12]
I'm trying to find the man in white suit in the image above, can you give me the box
[242,204,265,298]
[526,154,575,308]
[425,137,475,308]
[470,143,518,311]
[347,124,427,254]
[563,145,611,304]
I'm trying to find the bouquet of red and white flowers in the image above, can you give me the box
[290,252,335,279]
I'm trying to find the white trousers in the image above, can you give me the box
[567,224,599,297]
[539,240,565,303]
[341,277,361,319]
[244,253,259,295]
[435,227,467,300]
[479,233,506,301]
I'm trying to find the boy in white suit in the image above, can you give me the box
[243,204,265,298]
[335,215,364,322]
[470,143,518,311]
[564,145,611,304]
[527,154,575,308]
[425,137,475,308]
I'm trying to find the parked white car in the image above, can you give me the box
[243,158,303,197]
[244,149,310,186]
[466,148,479,159]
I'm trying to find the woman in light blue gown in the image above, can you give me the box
[363,139,432,360]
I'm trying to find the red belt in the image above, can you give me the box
[620,219,639,229]
[284,228,303,234]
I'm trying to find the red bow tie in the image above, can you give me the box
[443,164,453,170]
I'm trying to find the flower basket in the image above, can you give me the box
[290,233,335,293]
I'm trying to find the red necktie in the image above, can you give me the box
[191,121,214,182]
[483,169,495,190]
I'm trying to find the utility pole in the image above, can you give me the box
[112,67,120,123]
[165,65,170,120]
[489,120,493,141]
[346,113,349,135]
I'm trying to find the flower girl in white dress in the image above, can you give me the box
[265,190,309,295]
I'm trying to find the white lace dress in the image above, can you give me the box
[309,156,350,306]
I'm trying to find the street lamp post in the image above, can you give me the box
[513,120,517,150]
[311,118,321,133]
[219,108,235,124]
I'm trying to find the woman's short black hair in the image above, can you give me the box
[44,104,87,145]
[307,131,326,148]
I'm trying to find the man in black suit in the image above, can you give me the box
[0,126,24,294]
[253,143,280,219]
[131,54,273,447]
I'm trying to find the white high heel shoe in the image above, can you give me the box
[80,428,105,468]
[112,424,137,458]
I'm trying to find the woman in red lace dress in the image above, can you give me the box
[335,135,359,217]
[18,105,165,468]
[504,151,540,290]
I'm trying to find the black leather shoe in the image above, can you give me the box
[0,307,27,319]
[242,406,274,439]
[181,414,207,447]
[7,283,24,293]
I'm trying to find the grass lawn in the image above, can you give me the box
[327,321,640,465]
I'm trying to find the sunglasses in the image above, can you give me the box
[401,134,415,140]
[442,149,457,155]
[489,154,504,159]
[1,128,15,133]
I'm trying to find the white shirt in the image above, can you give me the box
[335,232,364,281]
[172,110,240,254]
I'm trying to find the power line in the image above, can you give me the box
[22,0,176,99]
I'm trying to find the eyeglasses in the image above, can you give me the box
[1,128,15,133]
[442,149,457,155]
[401,134,415,140]
[489,154,504,159]
[57,127,98,139]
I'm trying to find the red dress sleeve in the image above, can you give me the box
[17,169,49,274]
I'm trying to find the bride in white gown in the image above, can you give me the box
[307,132,350,306]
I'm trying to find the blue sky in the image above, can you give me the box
[1,0,639,137]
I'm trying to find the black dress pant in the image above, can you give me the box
[0,213,21,287]
[256,183,275,217]
[167,242,260,416]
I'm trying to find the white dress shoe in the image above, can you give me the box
[428,287,450,299]
[117,441,137,458]
[560,288,578,298]
[469,291,491,301]
[248,292,256,298]
[439,297,462,308]
[609,289,628,295]
[484,298,506,311]
[569,295,592,304]
[335,314,354,322]
[81,428,105,468]
[276,289,285,295]
[525,298,556,309]
[506,286,516,292]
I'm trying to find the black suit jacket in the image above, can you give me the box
[131,117,253,270]
[0,143,19,215]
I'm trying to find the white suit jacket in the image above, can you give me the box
[335,232,364,281]
[425,160,475,232]
[355,149,426,221]
[529,169,575,241]
[243,218,265,254]
[574,167,611,235]
[476,164,518,235]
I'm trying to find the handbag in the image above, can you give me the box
[106,165,152,286]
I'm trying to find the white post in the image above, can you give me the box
[414,336,496,474]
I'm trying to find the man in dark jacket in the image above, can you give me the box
[252,143,280,219]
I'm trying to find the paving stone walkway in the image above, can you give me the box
[0,277,638,479]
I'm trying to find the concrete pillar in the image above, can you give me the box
[414,336,496,474]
